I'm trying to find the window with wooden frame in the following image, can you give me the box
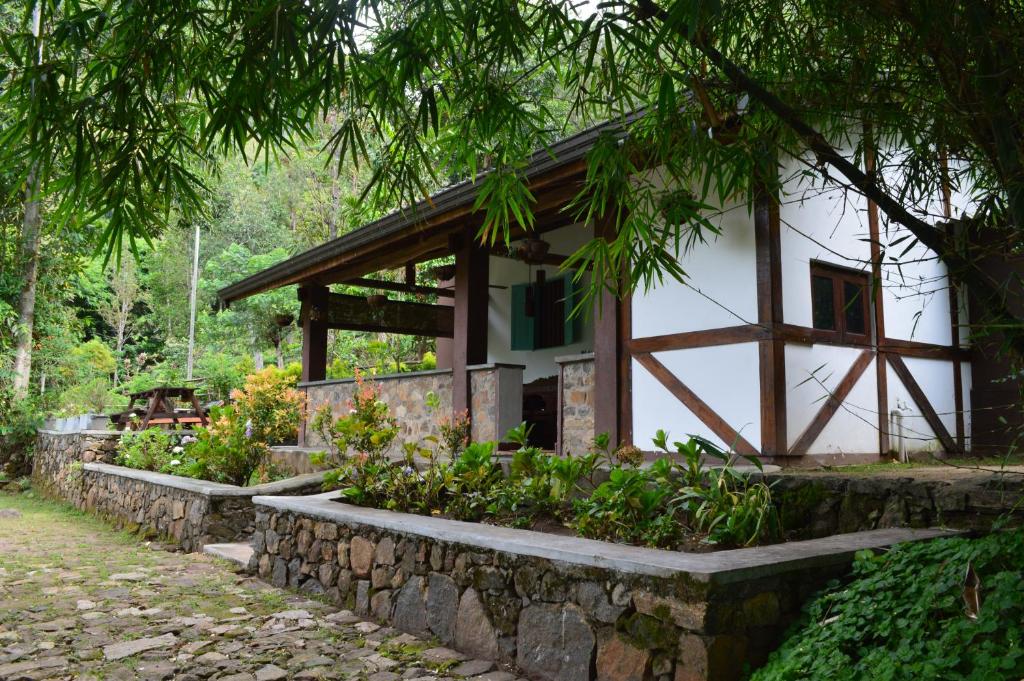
[810,261,871,341]
[510,271,581,351]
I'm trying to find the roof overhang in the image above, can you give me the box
[217,116,634,306]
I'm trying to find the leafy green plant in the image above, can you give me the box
[115,427,176,472]
[0,386,43,478]
[573,457,681,547]
[752,530,1024,681]
[312,372,398,467]
[654,432,780,547]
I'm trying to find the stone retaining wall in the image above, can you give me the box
[251,493,952,681]
[32,429,325,552]
[81,464,324,552]
[32,430,121,501]
[770,471,1024,538]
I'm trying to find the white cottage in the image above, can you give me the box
[219,118,1004,466]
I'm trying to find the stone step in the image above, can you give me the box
[203,542,254,570]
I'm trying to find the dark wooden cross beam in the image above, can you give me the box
[341,277,455,298]
[324,292,455,338]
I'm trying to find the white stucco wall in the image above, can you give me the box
[631,201,759,337]
[631,343,762,452]
[629,193,761,451]
[611,146,967,457]
[785,344,881,454]
[486,223,595,383]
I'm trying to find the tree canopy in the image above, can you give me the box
[2,0,1023,347]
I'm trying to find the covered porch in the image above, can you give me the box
[217,124,629,454]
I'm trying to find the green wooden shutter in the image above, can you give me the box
[562,272,581,345]
[510,283,535,350]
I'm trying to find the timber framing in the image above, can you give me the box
[754,187,787,457]
[341,277,455,298]
[324,293,454,338]
[633,352,760,457]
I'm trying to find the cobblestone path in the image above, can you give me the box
[0,493,516,681]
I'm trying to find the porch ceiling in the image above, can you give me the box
[216,116,635,306]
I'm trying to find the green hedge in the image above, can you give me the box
[752,529,1024,681]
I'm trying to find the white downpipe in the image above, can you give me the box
[890,409,908,463]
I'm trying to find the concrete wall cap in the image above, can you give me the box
[82,463,324,498]
[554,352,595,364]
[299,368,453,388]
[251,493,958,584]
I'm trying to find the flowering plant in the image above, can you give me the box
[311,371,398,467]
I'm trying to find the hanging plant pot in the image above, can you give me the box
[366,294,389,308]
[428,264,456,282]
[274,313,295,327]
[517,237,550,265]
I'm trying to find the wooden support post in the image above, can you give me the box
[299,285,330,384]
[865,127,890,456]
[755,187,786,457]
[594,217,627,446]
[451,231,489,415]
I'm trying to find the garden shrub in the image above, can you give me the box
[318,380,780,549]
[114,367,304,486]
[751,529,1024,681]
[0,384,44,478]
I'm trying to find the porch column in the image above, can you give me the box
[593,217,629,447]
[299,284,329,383]
[451,231,489,415]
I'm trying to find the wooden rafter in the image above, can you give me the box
[886,354,960,454]
[341,277,454,298]
[789,350,875,456]
[633,352,760,457]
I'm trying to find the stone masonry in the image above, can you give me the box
[303,365,522,449]
[769,470,1024,537]
[303,370,454,449]
[250,494,953,681]
[558,355,595,456]
[32,429,120,500]
[80,465,324,552]
[32,430,324,553]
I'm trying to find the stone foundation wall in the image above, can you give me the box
[302,370,454,449]
[558,355,595,456]
[251,494,951,681]
[770,471,1024,538]
[32,430,121,501]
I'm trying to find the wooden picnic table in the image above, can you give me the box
[110,386,209,430]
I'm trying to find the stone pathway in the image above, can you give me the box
[0,493,520,681]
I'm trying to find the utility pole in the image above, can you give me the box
[186,223,200,380]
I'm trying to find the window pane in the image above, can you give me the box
[811,275,836,330]
[843,281,867,335]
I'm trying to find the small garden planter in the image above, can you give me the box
[250,490,954,681]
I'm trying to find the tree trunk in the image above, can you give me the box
[275,335,284,369]
[11,166,42,398]
[253,349,264,370]
[113,316,126,387]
